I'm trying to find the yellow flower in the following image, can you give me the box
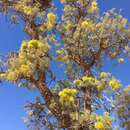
[92,1,97,10]
[20,64,32,76]
[6,71,18,81]
[74,79,82,86]
[28,111,33,117]
[70,112,78,120]
[70,89,77,96]
[57,55,63,61]
[100,72,108,78]
[39,42,50,51]
[82,76,88,82]
[28,40,38,48]
[81,20,95,31]
[110,52,117,58]
[69,96,74,102]
[23,6,33,15]
[56,49,69,62]
[56,50,64,55]
[28,44,34,49]
[59,88,77,105]
[0,73,6,79]
[81,76,99,87]
[46,21,54,30]
[97,83,104,91]
[81,21,89,29]
[66,23,72,31]
[38,26,44,32]
[47,13,56,23]
[19,52,25,60]
[109,79,121,90]
[59,91,66,97]
[95,121,104,130]
[88,1,98,13]
[63,88,70,94]
[82,76,95,83]
[1,38,51,82]
[21,41,28,50]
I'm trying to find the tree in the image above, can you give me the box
[0,0,130,130]
[115,86,130,130]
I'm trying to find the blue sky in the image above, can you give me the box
[0,0,130,130]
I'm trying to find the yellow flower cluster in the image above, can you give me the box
[74,76,99,87]
[95,121,104,130]
[74,79,83,86]
[109,78,121,91]
[81,20,95,30]
[74,75,107,91]
[56,49,64,57]
[65,21,72,32]
[88,1,98,13]
[56,49,69,63]
[47,13,56,22]
[19,64,32,76]
[100,72,109,79]
[15,0,39,16]
[81,21,89,29]
[0,40,50,82]
[91,1,98,10]
[59,88,77,105]
[0,68,14,81]
[70,112,79,121]
[23,6,33,15]
[0,64,32,81]
[95,113,112,130]
[20,39,50,53]
[46,13,56,30]
[6,71,18,81]
[97,83,105,91]
[82,76,98,86]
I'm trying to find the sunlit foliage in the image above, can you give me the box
[0,0,130,130]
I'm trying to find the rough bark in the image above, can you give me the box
[85,88,92,113]
[36,81,73,129]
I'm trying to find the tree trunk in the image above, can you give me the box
[36,81,72,129]
[85,87,92,113]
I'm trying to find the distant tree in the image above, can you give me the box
[0,0,130,130]
[115,86,130,130]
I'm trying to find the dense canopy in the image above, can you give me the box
[0,0,130,130]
